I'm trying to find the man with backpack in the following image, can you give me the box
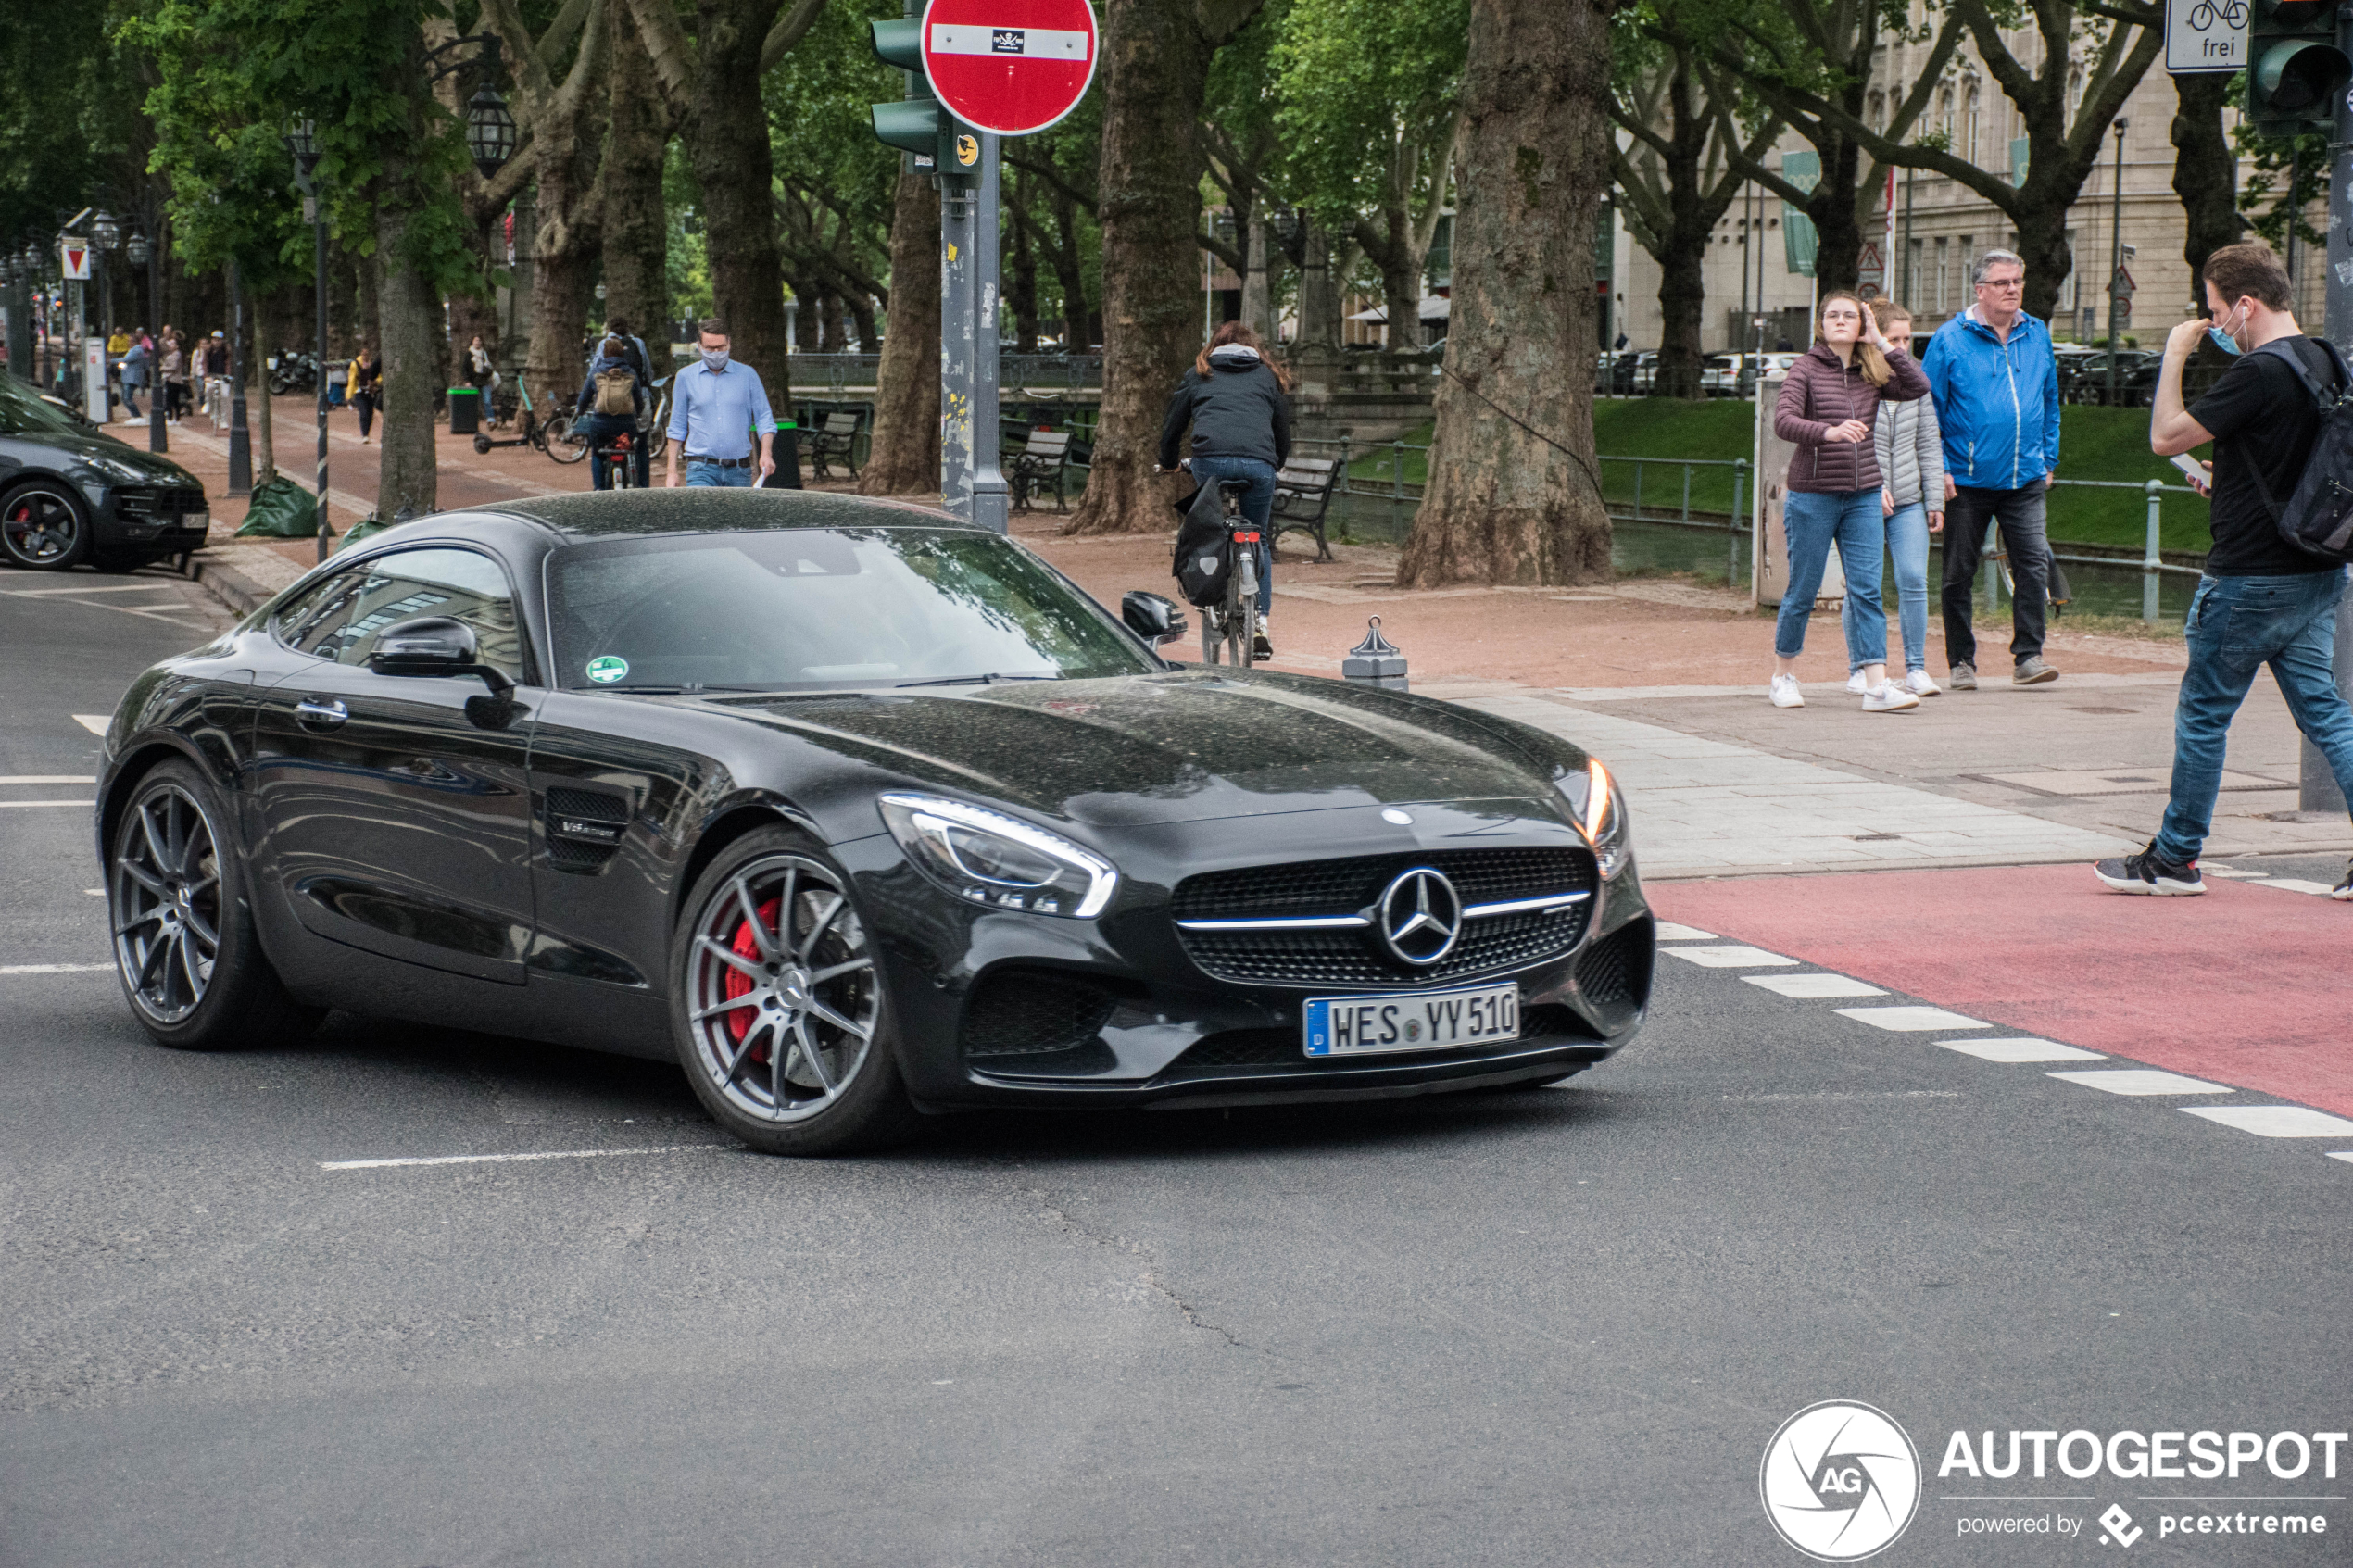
[576,333,644,492]
[2095,242,2353,898]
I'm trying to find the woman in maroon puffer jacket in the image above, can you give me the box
[1768,290,1931,712]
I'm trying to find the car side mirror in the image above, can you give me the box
[1121,590,1188,648]
[367,615,514,696]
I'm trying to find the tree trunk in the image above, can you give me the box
[448,208,503,385]
[524,65,609,424]
[371,21,438,521]
[1066,0,1262,534]
[1805,128,1864,292]
[1295,220,1341,392]
[687,0,793,404]
[847,291,877,353]
[1008,194,1041,352]
[793,280,822,352]
[1376,207,1421,351]
[602,0,673,355]
[2171,71,2242,309]
[1241,211,1274,346]
[859,170,942,497]
[1048,188,1090,346]
[249,295,274,482]
[1399,0,1614,589]
[1655,234,1706,398]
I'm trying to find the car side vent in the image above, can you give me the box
[544,787,630,873]
[962,972,1117,1060]
[1574,920,1654,1025]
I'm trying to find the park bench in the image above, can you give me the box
[1007,428,1075,513]
[1271,456,1342,560]
[806,409,863,480]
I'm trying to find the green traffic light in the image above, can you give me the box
[871,18,923,71]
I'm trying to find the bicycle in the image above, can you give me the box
[1197,479,1262,669]
[594,429,641,491]
[470,375,591,464]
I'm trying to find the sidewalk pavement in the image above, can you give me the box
[150,411,2349,880]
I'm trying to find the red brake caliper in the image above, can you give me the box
[723,897,783,1058]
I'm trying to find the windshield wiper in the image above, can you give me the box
[895,671,1062,688]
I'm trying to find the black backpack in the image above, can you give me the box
[1170,482,1233,608]
[2247,336,2353,564]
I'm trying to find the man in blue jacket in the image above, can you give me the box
[1922,249,2063,687]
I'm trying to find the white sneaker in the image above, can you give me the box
[1861,683,1920,712]
[1846,671,1868,695]
[1903,668,1943,697]
[1769,674,1806,709]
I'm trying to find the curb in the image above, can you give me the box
[187,555,275,620]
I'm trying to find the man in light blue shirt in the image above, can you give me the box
[664,315,775,488]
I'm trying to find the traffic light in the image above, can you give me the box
[871,18,944,174]
[2246,0,2351,135]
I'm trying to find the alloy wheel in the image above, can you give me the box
[685,854,877,1123]
[112,783,223,1025]
[3,487,82,566]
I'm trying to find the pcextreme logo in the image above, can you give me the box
[1761,1400,1923,1562]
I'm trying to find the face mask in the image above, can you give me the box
[2207,305,2246,358]
[700,347,729,371]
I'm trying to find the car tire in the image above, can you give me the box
[107,758,321,1051]
[668,826,921,1157]
[1,480,93,571]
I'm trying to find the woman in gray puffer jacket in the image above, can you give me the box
[1845,301,1945,696]
[1768,289,1931,712]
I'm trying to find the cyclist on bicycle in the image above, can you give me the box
[576,333,643,492]
[1158,320,1292,659]
[600,315,656,486]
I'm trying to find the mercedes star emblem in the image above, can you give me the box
[1376,867,1463,966]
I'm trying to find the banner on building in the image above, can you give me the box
[1780,152,1819,277]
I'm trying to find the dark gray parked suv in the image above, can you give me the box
[0,377,209,571]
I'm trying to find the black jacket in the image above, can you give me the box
[1158,346,1291,469]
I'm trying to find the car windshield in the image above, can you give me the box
[0,375,94,438]
[545,526,1158,692]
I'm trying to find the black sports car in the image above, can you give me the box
[94,490,1655,1154]
[0,375,210,571]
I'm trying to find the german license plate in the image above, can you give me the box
[180,510,209,533]
[1302,983,1519,1058]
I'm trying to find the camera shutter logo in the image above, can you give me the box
[1759,1400,1921,1561]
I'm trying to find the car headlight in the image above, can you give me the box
[1558,759,1631,880]
[80,454,148,483]
[878,793,1118,918]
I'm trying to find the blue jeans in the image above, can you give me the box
[1188,455,1276,616]
[1776,488,1887,668]
[2155,569,2353,863]
[1845,502,1931,672]
[686,458,755,489]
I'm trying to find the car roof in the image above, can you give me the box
[480,489,973,538]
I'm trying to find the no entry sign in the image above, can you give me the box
[921,0,1099,137]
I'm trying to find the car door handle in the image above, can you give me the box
[295,696,348,730]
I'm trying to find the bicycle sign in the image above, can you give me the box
[2167,0,2246,73]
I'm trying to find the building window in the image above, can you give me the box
[1935,238,1950,314]
[1965,84,1981,165]
[1907,238,1923,309]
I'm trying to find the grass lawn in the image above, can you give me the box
[1346,398,2215,554]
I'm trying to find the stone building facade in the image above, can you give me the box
[1611,20,2322,354]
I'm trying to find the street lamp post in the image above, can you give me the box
[286,119,333,559]
[91,208,119,420]
[226,255,251,495]
[129,216,166,454]
[2104,119,2128,405]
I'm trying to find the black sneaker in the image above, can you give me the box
[2094,841,2205,896]
[2333,858,2351,901]
[1252,629,1274,659]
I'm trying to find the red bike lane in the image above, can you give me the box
[1650,865,2353,1120]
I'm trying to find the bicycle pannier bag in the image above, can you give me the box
[1171,483,1233,608]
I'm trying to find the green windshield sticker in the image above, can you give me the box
[586,655,629,684]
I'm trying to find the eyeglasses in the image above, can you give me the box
[1977,276,2025,291]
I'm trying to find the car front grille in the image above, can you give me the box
[1172,847,1595,987]
[961,971,1118,1060]
[113,485,206,522]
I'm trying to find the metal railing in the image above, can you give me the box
[786,351,1102,394]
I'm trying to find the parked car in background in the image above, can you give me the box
[0,373,210,571]
[2062,349,2158,407]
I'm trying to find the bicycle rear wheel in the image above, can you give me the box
[544,412,591,464]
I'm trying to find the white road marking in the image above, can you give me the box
[0,776,97,784]
[2201,865,2270,879]
[0,963,113,974]
[1652,922,1718,942]
[2047,1069,2233,1097]
[0,800,96,809]
[1743,973,1886,999]
[0,583,188,596]
[84,888,104,896]
[1661,945,1795,968]
[1836,1005,1989,1032]
[1938,1037,2105,1063]
[73,715,110,735]
[2330,1152,2353,1164]
[321,1144,732,1171]
[2257,879,2338,897]
[2182,1105,2353,1138]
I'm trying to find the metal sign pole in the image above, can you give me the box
[938,129,1007,533]
[2302,11,2353,812]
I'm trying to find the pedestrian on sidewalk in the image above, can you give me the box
[1845,302,1945,698]
[348,346,381,444]
[2096,242,2353,897]
[1768,289,1930,712]
[1922,249,2064,690]
[663,317,774,488]
[118,329,148,420]
[160,332,188,422]
[201,331,230,423]
[1156,320,1293,659]
[466,335,493,393]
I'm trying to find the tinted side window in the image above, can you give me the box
[290,547,530,682]
[271,571,364,653]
